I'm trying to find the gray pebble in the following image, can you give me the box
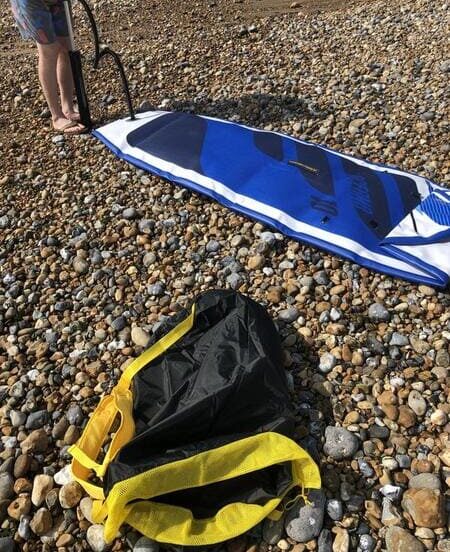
[110,316,127,332]
[318,353,336,373]
[323,426,359,460]
[357,534,376,552]
[278,307,299,323]
[18,515,32,540]
[133,536,160,552]
[66,405,84,426]
[389,332,409,346]
[25,410,49,430]
[313,270,329,285]
[226,273,244,289]
[380,484,403,501]
[318,528,332,552]
[138,219,154,234]
[326,498,343,521]
[10,410,27,427]
[260,231,276,245]
[396,454,411,469]
[206,240,220,252]
[122,207,139,220]
[0,473,14,500]
[143,252,157,267]
[148,283,165,296]
[368,302,390,322]
[285,489,325,543]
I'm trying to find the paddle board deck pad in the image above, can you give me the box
[93,111,450,287]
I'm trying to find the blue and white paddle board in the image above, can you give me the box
[94,111,450,287]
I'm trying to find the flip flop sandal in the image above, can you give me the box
[65,111,81,122]
[54,121,86,135]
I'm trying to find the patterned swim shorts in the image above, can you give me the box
[10,0,69,44]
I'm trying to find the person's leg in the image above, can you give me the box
[56,37,79,121]
[37,41,83,133]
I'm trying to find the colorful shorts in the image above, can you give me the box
[10,0,69,44]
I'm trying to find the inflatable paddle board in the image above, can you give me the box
[94,111,450,287]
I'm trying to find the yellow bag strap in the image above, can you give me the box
[94,431,321,545]
[69,305,196,498]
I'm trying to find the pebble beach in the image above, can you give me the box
[0,0,449,551]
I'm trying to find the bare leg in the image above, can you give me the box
[56,37,79,120]
[37,41,83,133]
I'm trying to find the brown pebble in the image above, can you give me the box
[30,507,53,535]
[398,405,417,428]
[7,496,31,520]
[14,454,32,478]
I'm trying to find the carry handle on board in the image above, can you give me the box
[62,0,136,129]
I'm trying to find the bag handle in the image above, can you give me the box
[94,431,321,545]
[69,305,196,497]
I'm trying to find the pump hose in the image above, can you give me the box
[76,0,136,120]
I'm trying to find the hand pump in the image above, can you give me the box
[62,0,135,129]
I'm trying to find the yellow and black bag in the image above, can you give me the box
[69,290,320,545]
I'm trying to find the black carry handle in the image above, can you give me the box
[63,0,135,128]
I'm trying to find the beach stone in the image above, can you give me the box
[409,473,441,490]
[131,326,150,347]
[323,426,359,460]
[430,409,447,426]
[7,496,31,520]
[0,473,14,500]
[381,497,402,526]
[332,527,349,552]
[56,534,74,547]
[409,336,430,354]
[318,353,336,374]
[326,498,343,521]
[278,307,299,323]
[401,488,446,528]
[10,410,26,427]
[385,527,424,552]
[66,405,83,426]
[79,496,95,523]
[32,474,54,507]
[368,303,390,322]
[318,528,332,552]
[389,332,409,347]
[30,507,53,536]
[285,489,325,542]
[408,390,427,416]
[14,454,32,478]
[122,207,139,220]
[133,537,160,552]
[59,481,83,508]
[21,429,48,453]
[54,465,72,486]
[398,405,417,428]
[357,534,376,552]
[25,410,49,429]
[439,450,450,467]
[73,257,89,274]
[87,524,111,552]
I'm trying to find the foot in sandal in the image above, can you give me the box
[53,117,85,135]
[63,109,81,122]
